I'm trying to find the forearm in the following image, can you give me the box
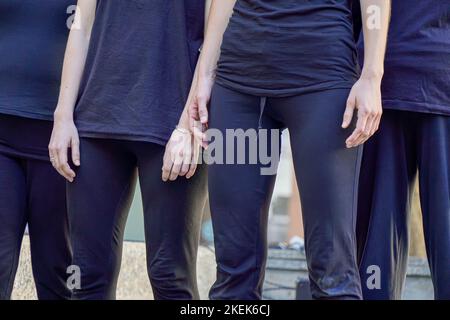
[54,0,97,121]
[360,0,391,80]
[178,65,200,129]
[198,0,236,79]
[178,0,214,129]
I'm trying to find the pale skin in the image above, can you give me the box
[49,0,212,182]
[188,0,391,149]
[161,0,212,182]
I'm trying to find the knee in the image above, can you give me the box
[147,261,197,299]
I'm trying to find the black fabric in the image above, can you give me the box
[75,0,205,145]
[0,149,71,300]
[357,110,450,300]
[358,0,450,116]
[0,114,53,161]
[208,84,362,300]
[0,0,75,120]
[68,138,207,300]
[216,0,360,97]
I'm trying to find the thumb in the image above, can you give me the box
[71,137,81,166]
[342,91,356,128]
[197,95,209,124]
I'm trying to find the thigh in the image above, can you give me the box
[67,138,137,299]
[208,84,281,299]
[0,153,27,299]
[278,89,362,299]
[136,142,208,299]
[281,89,360,247]
[26,159,72,299]
[417,113,450,299]
[357,110,417,299]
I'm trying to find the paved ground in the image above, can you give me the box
[12,236,216,300]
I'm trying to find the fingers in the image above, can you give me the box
[197,95,209,124]
[189,99,209,149]
[49,147,59,171]
[346,108,369,148]
[169,161,182,181]
[162,131,201,181]
[71,137,81,167]
[161,149,173,182]
[371,108,382,136]
[192,125,208,149]
[186,141,199,179]
[342,89,356,129]
[50,143,76,182]
[179,145,192,177]
[346,107,382,148]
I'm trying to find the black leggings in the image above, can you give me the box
[0,115,71,300]
[68,138,207,300]
[208,84,363,300]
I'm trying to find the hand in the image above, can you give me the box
[162,127,200,182]
[188,75,214,148]
[342,77,383,148]
[49,116,80,182]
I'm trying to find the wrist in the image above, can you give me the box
[198,64,216,81]
[360,67,384,82]
[177,118,190,132]
[54,108,74,122]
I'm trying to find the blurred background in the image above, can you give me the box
[13,131,433,300]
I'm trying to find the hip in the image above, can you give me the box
[0,114,52,161]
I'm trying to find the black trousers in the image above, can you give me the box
[208,84,363,300]
[357,110,450,300]
[0,115,71,300]
[68,138,207,300]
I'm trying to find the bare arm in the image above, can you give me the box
[49,0,97,182]
[360,0,390,81]
[197,0,236,82]
[162,0,215,181]
[176,0,213,131]
[186,0,236,150]
[343,0,390,148]
[54,0,97,121]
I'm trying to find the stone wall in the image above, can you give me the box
[12,237,216,300]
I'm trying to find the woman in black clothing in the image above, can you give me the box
[188,0,390,299]
[0,0,74,300]
[49,0,209,300]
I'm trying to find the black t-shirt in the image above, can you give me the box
[0,0,75,120]
[365,0,450,116]
[216,0,360,97]
[75,0,205,145]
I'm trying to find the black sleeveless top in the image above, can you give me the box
[216,0,360,97]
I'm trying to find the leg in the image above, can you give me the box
[0,154,27,300]
[276,89,363,299]
[135,143,207,300]
[68,138,137,300]
[26,159,72,300]
[417,114,450,299]
[208,84,283,300]
[357,110,417,299]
